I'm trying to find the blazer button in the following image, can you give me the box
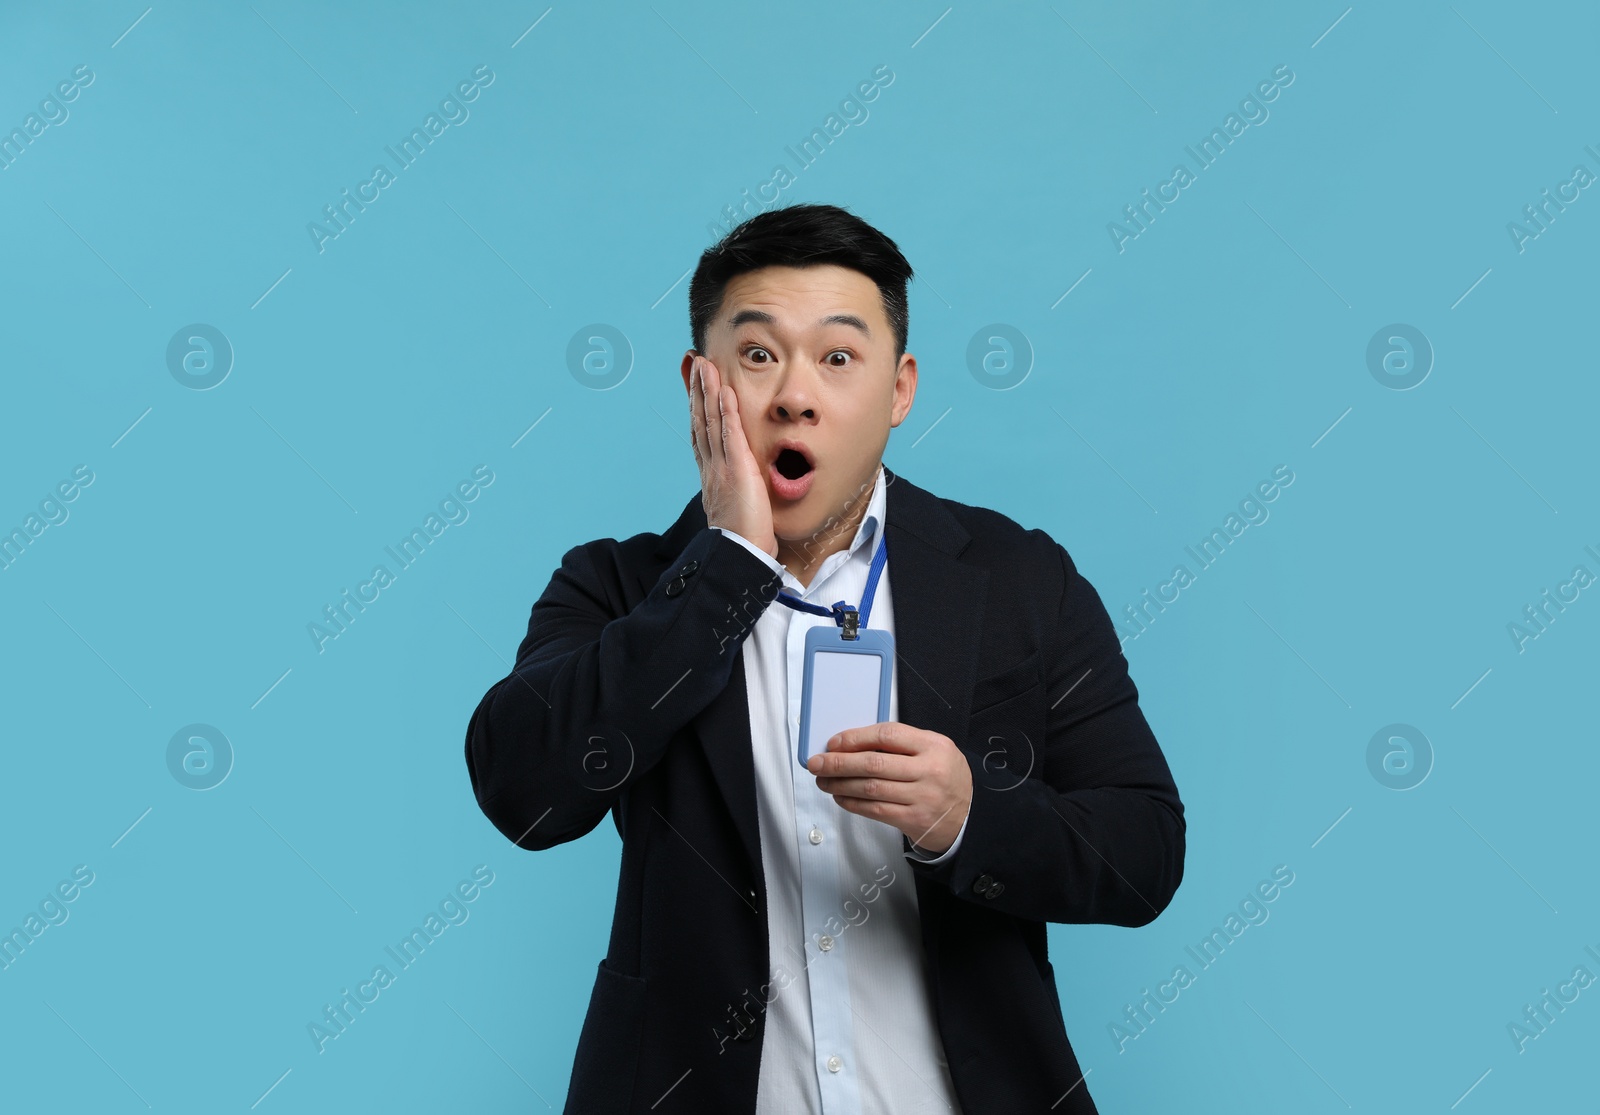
[680,560,699,576]
[665,576,686,597]
[973,874,1003,899]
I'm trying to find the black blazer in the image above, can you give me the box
[464,466,1185,1114]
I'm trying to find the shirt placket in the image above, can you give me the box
[781,553,864,1115]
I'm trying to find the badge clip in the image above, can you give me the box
[831,602,860,641]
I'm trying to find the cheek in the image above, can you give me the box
[725,374,769,417]
[816,447,873,505]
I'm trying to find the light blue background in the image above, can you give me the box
[2,1,1595,1110]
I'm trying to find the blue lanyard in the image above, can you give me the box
[773,531,886,640]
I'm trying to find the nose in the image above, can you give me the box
[769,363,818,422]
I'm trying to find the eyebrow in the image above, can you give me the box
[726,309,873,339]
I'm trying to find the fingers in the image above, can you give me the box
[726,389,755,460]
[716,379,765,487]
[688,355,770,543]
[827,723,925,756]
[811,746,917,781]
[815,771,919,804]
[687,359,703,464]
[700,358,724,467]
[824,781,918,806]
[718,382,738,458]
[689,356,723,470]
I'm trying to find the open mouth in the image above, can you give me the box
[774,448,812,480]
[769,443,816,501]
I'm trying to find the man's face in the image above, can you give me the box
[681,264,917,550]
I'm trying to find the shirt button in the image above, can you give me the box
[826,1054,842,1073]
[818,934,834,951]
[808,827,823,845]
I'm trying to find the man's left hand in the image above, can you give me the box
[807,723,972,855]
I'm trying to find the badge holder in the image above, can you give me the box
[796,604,894,769]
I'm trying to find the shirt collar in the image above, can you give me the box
[849,463,887,559]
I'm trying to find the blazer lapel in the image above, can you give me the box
[878,466,988,757]
[647,495,768,878]
[647,467,989,886]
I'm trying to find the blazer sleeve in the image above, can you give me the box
[464,525,783,851]
[905,541,1186,927]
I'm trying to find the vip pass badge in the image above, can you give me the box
[782,532,895,769]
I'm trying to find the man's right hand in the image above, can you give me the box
[688,355,777,558]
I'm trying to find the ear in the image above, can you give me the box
[679,350,699,395]
[888,353,918,427]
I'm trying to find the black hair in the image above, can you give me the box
[688,203,914,362]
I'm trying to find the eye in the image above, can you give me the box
[825,350,854,367]
[741,345,773,365]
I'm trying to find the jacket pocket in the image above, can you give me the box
[968,654,1045,791]
[565,958,647,1113]
[969,650,1041,716]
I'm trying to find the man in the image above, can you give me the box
[464,203,1185,1113]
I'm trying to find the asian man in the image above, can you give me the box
[464,202,1185,1114]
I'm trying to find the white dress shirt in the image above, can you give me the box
[714,463,968,1115]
